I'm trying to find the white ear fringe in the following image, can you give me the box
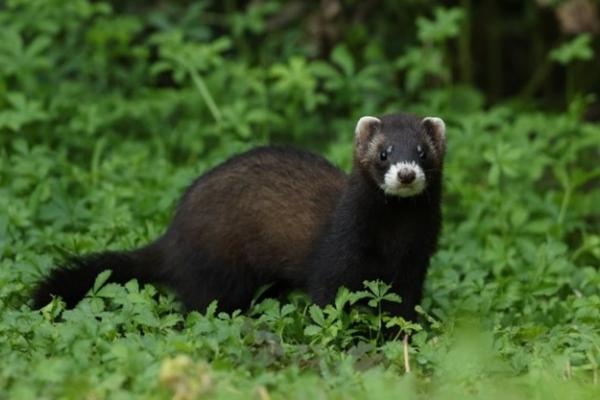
[422,117,446,141]
[355,116,381,138]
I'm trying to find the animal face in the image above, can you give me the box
[354,114,446,197]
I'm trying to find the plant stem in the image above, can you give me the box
[188,67,222,122]
[557,184,572,226]
[403,334,411,373]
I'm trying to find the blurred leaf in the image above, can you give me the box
[550,34,594,65]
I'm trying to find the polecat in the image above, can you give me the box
[308,114,446,321]
[32,113,446,321]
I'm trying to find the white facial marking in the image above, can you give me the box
[381,161,427,197]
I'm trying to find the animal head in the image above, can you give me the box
[354,113,446,197]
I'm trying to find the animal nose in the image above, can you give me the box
[398,169,416,184]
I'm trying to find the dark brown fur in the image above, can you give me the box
[32,147,346,311]
[157,147,346,310]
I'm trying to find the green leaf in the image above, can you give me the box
[417,7,464,43]
[550,34,594,65]
[303,324,322,336]
[308,304,326,327]
[92,270,112,294]
[330,45,354,77]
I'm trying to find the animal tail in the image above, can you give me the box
[32,244,163,309]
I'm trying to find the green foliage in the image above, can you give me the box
[550,34,595,65]
[416,7,465,44]
[1,0,599,399]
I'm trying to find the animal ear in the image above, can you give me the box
[355,116,381,148]
[422,117,446,154]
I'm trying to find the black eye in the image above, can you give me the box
[417,145,426,159]
[380,145,393,162]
